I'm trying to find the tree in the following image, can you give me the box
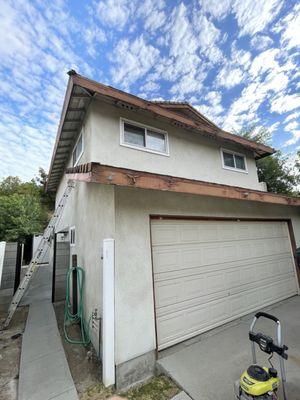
[235,125,300,195]
[0,169,54,243]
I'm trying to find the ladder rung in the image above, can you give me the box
[3,180,75,328]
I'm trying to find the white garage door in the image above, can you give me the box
[151,219,298,350]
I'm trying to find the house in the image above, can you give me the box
[47,70,300,389]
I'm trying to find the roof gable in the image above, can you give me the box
[47,71,276,191]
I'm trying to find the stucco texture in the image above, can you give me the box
[89,101,262,190]
[113,186,300,365]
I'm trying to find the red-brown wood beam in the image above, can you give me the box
[65,163,300,206]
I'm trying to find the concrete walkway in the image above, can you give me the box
[159,296,300,400]
[171,392,192,400]
[18,265,78,400]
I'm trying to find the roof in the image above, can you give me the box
[47,71,276,191]
[65,162,300,206]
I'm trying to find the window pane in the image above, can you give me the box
[124,123,145,147]
[223,152,235,168]
[73,134,83,166]
[147,130,166,152]
[77,134,83,155]
[235,154,246,170]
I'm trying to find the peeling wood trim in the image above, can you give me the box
[65,163,300,206]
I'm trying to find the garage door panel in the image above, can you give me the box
[155,272,296,318]
[156,277,297,349]
[153,241,291,274]
[152,219,298,350]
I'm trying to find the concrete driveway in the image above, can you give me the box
[158,296,300,400]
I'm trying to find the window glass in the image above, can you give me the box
[124,123,145,147]
[223,152,235,168]
[147,130,166,152]
[72,133,83,166]
[235,154,246,170]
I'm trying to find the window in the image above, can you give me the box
[72,131,83,166]
[70,226,76,246]
[121,119,168,155]
[221,149,247,172]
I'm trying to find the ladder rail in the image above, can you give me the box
[2,180,75,328]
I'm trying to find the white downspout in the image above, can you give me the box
[102,238,115,387]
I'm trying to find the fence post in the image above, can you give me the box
[0,242,6,287]
[102,238,115,387]
[14,243,22,294]
[51,233,57,303]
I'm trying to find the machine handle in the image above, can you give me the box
[255,312,279,323]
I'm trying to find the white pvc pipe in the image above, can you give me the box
[102,238,115,387]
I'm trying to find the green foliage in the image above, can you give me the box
[0,169,54,243]
[256,152,299,195]
[236,125,299,196]
[234,124,272,146]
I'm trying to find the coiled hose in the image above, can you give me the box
[64,266,91,346]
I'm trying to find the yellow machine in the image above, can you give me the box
[234,312,288,400]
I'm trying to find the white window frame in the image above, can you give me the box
[220,148,248,173]
[72,130,84,167]
[120,118,169,156]
[70,226,76,247]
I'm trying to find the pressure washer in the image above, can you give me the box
[234,312,288,400]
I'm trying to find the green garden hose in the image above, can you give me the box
[64,266,92,346]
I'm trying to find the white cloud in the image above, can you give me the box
[274,4,300,50]
[194,13,222,63]
[140,81,160,92]
[284,111,300,123]
[110,36,160,87]
[168,4,198,59]
[194,90,224,124]
[138,0,166,32]
[170,71,204,96]
[97,0,131,29]
[160,3,207,96]
[271,94,300,114]
[283,131,300,147]
[249,48,279,76]
[285,121,299,131]
[200,0,231,19]
[83,26,106,58]
[232,0,282,36]
[217,67,244,88]
[250,34,273,51]
[268,121,280,133]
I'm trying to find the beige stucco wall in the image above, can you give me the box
[55,179,115,354]
[53,100,299,367]
[89,100,262,190]
[114,186,300,365]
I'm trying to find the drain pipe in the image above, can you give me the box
[102,238,115,387]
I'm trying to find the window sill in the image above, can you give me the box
[120,142,170,157]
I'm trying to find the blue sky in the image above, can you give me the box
[0,0,299,181]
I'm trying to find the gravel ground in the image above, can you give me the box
[0,307,28,400]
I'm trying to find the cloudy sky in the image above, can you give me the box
[0,0,299,181]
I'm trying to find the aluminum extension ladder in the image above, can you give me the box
[2,180,75,328]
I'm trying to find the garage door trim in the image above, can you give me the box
[149,215,300,352]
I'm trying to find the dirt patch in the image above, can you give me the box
[54,301,102,394]
[54,302,180,400]
[0,307,28,400]
[80,376,180,400]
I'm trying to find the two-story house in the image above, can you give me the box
[47,71,300,389]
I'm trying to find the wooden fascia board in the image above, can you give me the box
[71,74,275,156]
[66,163,300,206]
[47,76,75,190]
